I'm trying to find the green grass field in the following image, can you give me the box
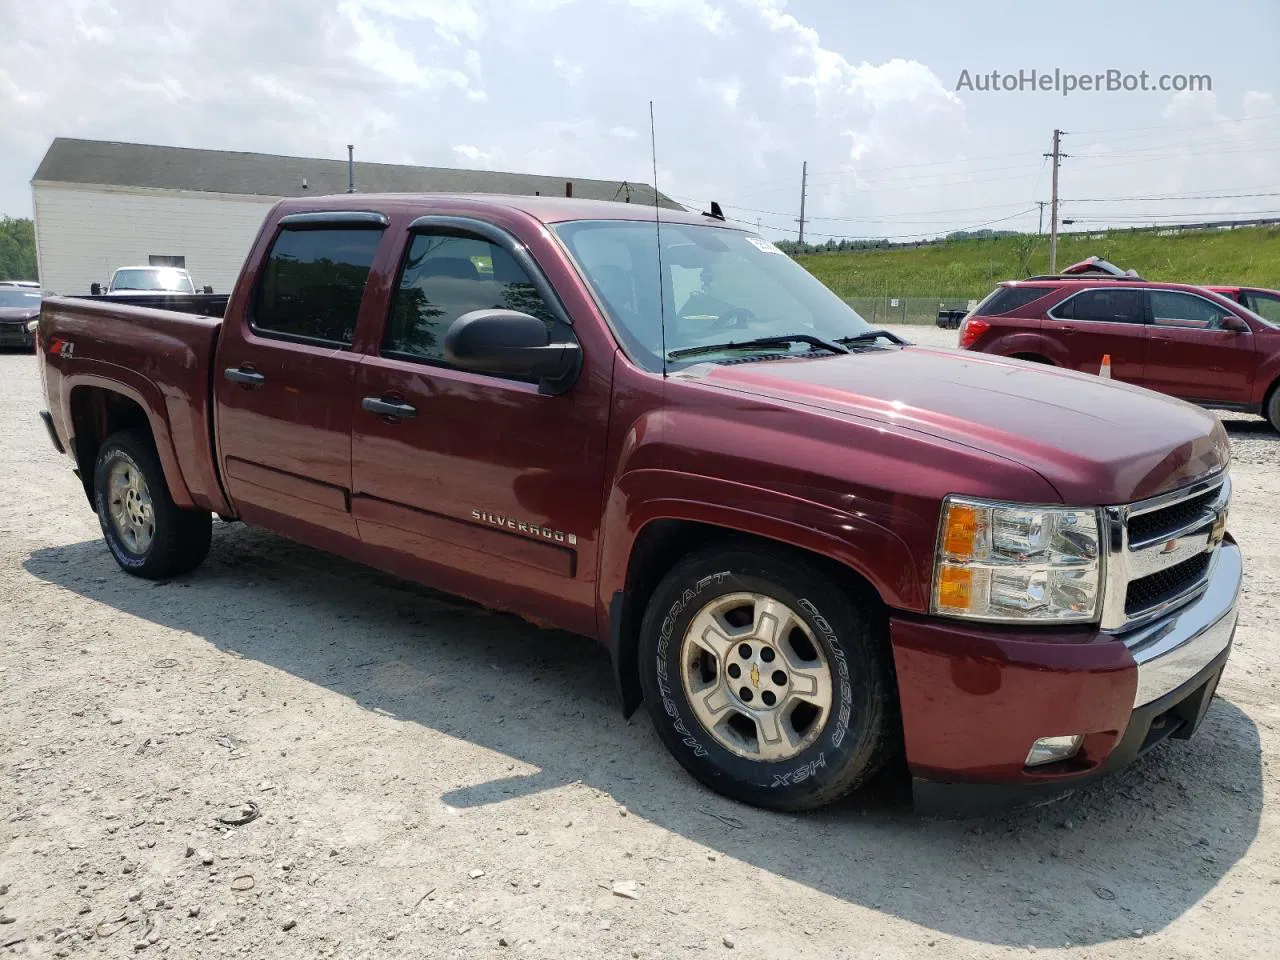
[796,225,1280,301]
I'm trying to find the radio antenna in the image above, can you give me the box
[650,100,667,377]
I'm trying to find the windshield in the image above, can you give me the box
[111,268,195,293]
[552,220,872,369]
[0,289,41,308]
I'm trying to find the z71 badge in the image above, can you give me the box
[472,509,577,546]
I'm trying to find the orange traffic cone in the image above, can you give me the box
[1099,354,1112,379]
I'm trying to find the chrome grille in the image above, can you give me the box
[1100,471,1230,632]
[1124,552,1213,616]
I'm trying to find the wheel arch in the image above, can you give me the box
[66,380,192,510]
[609,516,893,718]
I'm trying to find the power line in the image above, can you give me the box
[668,195,1038,222]
[1069,111,1279,138]
[1062,209,1280,221]
[1064,191,1280,203]
[728,150,1045,192]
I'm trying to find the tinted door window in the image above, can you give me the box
[1245,292,1280,327]
[383,230,557,366]
[974,285,1057,316]
[1149,291,1233,330]
[253,227,383,346]
[1054,288,1143,323]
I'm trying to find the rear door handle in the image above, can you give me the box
[224,367,266,386]
[362,396,418,419]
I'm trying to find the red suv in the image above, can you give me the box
[959,277,1280,430]
[1206,285,1280,326]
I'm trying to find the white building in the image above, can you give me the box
[31,138,677,297]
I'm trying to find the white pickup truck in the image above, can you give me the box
[96,266,204,296]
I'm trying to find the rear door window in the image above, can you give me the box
[1053,288,1144,323]
[974,285,1056,316]
[253,227,384,346]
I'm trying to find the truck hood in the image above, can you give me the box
[678,346,1230,504]
[0,307,39,323]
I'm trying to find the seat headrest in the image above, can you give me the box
[420,257,480,280]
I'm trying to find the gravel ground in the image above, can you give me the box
[1,340,1277,960]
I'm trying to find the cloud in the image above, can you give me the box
[452,143,502,168]
[0,0,1273,242]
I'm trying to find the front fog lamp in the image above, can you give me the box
[1025,735,1084,767]
[932,498,1101,623]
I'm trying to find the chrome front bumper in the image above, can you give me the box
[1120,539,1241,707]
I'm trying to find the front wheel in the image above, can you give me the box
[93,429,212,579]
[1265,385,1280,434]
[638,545,896,811]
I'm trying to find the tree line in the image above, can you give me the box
[0,217,37,281]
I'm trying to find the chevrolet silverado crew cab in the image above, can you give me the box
[959,276,1280,430]
[35,194,1240,814]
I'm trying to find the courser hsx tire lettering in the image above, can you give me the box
[637,545,895,811]
[93,429,213,580]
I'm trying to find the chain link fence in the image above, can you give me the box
[842,296,979,326]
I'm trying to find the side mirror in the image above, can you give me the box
[90,282,102,296]
[444,309,581,394]
[1222,314,1250,333]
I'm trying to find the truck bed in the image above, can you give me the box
[73,292,230,318]
[39,295,229,515]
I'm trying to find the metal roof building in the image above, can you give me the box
[31,138,679,295]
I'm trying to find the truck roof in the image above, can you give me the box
[270,192,740,230]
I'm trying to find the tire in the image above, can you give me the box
[93,429,212,579]
[638,545,896,811]
[1266,383,1280,433]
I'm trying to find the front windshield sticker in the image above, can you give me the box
[745,236,784,255]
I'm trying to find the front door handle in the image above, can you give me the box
[224,367,266,386]
[362,396,418,419]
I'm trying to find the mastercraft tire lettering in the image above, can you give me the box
[638,545,894,811]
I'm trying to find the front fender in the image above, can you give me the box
[597,467,922,632]
[596,468,921,717]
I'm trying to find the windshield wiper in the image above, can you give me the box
[668,334,849,361]
[835,329,909,346]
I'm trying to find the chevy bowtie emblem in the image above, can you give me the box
[1210,510,1228,547]
[750,664,760,689]
[1160,538,1179,554]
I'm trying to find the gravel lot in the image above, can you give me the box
[1,336,1277,960]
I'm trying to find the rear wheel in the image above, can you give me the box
[93,429,212,579]
[638,545,895,811]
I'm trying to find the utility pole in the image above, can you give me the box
[796,161,808,249]
[1036,201,1048,235]
[347,144,355,193]
[1044,130,1068,272]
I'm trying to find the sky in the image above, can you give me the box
[1,0,1277,241]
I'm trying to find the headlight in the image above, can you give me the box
[932,497,1102,623]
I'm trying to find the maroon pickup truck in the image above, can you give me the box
[959,277,1280,430]
[34,194,1241,814]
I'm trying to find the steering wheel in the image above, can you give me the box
[708,307,756,332]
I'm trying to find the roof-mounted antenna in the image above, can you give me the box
[702,201,725,221]
[650,101,667,378]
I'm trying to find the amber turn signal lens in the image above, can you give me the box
[942,503,980,559]
[936,565,973,610]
